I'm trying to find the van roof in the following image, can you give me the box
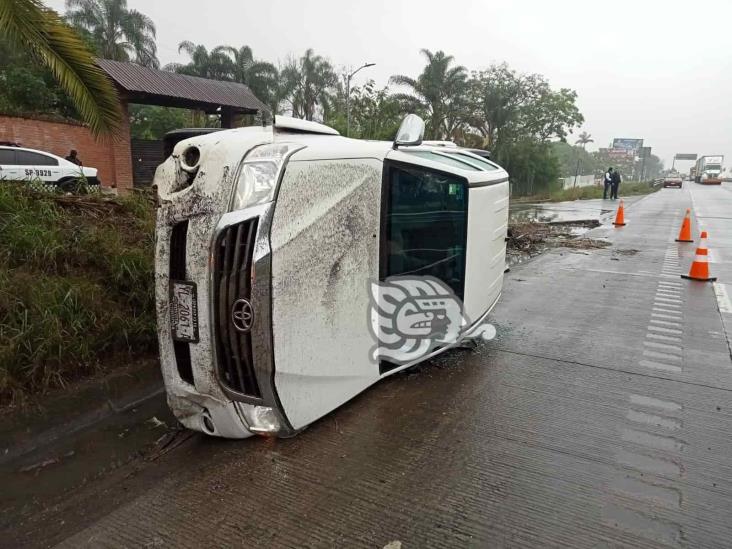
[177,121,507,178]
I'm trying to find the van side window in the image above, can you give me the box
[382,163,468,299]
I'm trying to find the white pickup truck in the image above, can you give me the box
[153,115,509,438]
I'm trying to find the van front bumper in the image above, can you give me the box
[156,198,294,438]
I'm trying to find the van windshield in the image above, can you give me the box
[382,163,468,299]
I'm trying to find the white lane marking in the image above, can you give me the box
[654,297,681,303]
[712,282,732,314]
[616,449,682,476]
[643,349,683,362]
[639,359,683,373]
[658,281,682,287]
[654,301,682,309]
[654,296,683,304]
[650,319,682,328]
[646,333,682,343]
[652,307,682,315]
[644,341,682,353]
[602,503,683,545]
[652,313,682,321]
[648,325,683,335]
[621,429,686,452]
[629,394,683,411]
[656,288,682,295]
[627,408,682,425]
[609,474,682,509]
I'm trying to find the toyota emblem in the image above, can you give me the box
[231,299,254,332]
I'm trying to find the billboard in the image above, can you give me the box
[612,138,643,152]
[607,148,634,159]
[703,156,723,164]
[674,153,697,161]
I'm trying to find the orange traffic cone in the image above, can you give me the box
[681,231,716,282]
[675,209,694,242]
[613,199,626,226]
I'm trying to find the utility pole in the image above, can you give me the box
[640,152,647,181]
[573,155,581,188]
[346,63,375,138]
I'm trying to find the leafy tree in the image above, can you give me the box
[494,138,561,196]
[519,85,583,142]
[390,49,468,140]
[0,0,120,135]
[466,64,523,148]
[280,48,337,121]
[129,105,190,139]
[327,80,402,140]
[214,45,278,110]
[575,131,593,148]
[468,64,583,147]
[165,41,234,80]
[550,141,601,178]
[65,0,158,68]
[0,64,56,114]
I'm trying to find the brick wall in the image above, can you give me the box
[0,114,133,192]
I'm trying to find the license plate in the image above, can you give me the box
[170,280,199,343]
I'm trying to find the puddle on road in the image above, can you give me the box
[510,202,614,225]
[506,199,614,267]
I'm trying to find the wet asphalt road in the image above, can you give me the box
[11,185,732,548]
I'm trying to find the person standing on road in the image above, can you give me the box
[603,167,614,199]
[611,169,621,200]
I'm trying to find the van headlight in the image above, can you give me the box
[230,143,304,211]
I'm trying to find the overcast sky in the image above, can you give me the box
[47,0,732,169]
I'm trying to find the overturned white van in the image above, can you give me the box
[153,115,509,438]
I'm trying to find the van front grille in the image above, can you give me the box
[213,219,261,397]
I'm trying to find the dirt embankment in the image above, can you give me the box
[0,185,157,408]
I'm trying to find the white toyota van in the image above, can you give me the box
[153,115,509,438]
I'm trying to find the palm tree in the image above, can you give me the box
[390,49,468,139]
[65,0,158,68]
[280,48,337,121]
[0,0,120,135]
[213,45,278,108]
[575,131,594,149]
[165,41,234,80]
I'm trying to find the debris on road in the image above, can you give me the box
[507,220,608,258]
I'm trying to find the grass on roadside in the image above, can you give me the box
[0,183,157,407]
[513,181,659,203]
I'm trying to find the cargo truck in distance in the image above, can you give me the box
[695,156,724,184]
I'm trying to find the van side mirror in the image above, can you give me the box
[393,114,425,149]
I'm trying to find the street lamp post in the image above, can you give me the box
[346,62,375,137]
